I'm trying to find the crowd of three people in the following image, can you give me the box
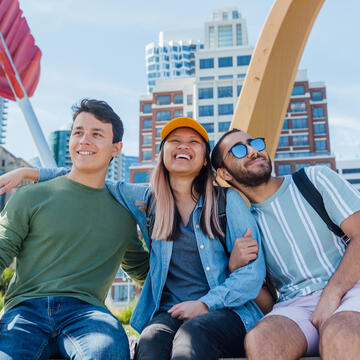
[0,98,359,360]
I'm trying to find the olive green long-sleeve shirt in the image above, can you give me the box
[0,176,149,312]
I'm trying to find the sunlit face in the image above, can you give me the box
[69,112,122,174]
[219,131,272,187]
[162,127,207,178]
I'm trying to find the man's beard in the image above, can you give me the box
[225,155,272,187]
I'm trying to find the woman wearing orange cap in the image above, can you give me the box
[130,117,266,360]
[0,117,268,360]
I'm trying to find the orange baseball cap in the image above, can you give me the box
[160,117,209,144]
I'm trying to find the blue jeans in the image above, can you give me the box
[0,296,129,360]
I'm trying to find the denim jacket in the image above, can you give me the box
[39,168,266,333]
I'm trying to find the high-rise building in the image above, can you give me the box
[336,159,360,192]
[48,130,72,168]
[274,69,335,175]
[122,155,138,182]
[0,98,9,145]
[131,8,335,183]
[145,31,203,93]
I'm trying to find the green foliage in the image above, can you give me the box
[124,324,139,337]
[112,301,136,325]
[0,267,14,296]
[0,267,14,311]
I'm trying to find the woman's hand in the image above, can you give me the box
[168,301,209,321]
[0,168,40,194]
[229,228,258,272]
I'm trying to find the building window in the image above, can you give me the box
[237,85,242,96]
[282,119,289,130]
[278,164,292,176]
[187,111,193,118]
[293,135,309,146]
[113,284,134,303]
[348,179,360,184]
[199,105,214,117]
[199,76,215,81]
[237,55,251,66]
[293,151,310,157]
[218,75,233,80]
[202,123,214,133]
[218,104,233,116]
[218,25,233,47]
[156,95,171,105]
[134,171,149,183]
[311,91,323,101]
[187,94,193,105]
[155,127,162,138]
[209,27,215,48]
[209,140,215,150]
[278,136,289,147]
[174,109,183,118]
[294,163,311,171]
[143,134,152,146]
[315,139,327,151]
[292,85,305,96]
[218,121,231,132]
[217,86,233,98]
[290,101,306,113]
[143,118,152,130]
[275,152,291,159]
[143,104,152,113]
[142,150,152,161]
[313,107,324,118]
[218,57,233,67]
[200,58,214,69]
[236,24,242,45]
[313,123,326,134]
[156,111,171,122]
[343,168,360,174]
[292,118,307,129]
[198,88,213,99]
[156,143,161,154]
[174,94,183,104]
[116,267,127,278]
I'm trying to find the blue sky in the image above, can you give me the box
[5,0,360,162]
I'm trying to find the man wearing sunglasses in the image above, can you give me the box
[211,129,360,360]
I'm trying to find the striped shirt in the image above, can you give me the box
[251,166,360,302]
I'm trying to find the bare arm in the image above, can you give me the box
[311,210,360,329]
[0,168,39,194]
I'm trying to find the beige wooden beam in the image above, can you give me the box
[231,0,325,159]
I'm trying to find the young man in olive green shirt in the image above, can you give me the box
[0,99,149,360]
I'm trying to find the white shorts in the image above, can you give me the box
[265,280,360,356]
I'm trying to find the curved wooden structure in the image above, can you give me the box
[231,0,325,159]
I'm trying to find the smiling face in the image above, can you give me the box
[69,112,122,175]
[162,127,207,179]
[218,131,272,187]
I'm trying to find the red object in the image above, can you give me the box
[0,0,41,100]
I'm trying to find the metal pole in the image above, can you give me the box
[0,33,56,167]
[16,97,57,167]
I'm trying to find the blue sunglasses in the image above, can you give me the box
[229,138,266,159]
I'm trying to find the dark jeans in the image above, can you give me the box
[134,309,246,360]
[0,297,130,360]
